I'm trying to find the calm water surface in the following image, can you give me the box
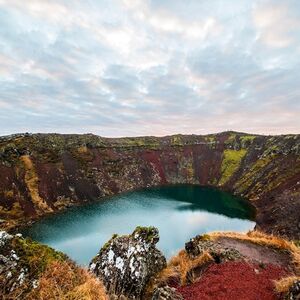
[22,185,256,265]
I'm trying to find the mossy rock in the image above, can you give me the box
[12,237,67,277]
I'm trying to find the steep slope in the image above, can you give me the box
[0,230,107,299]
[0,131,299,239]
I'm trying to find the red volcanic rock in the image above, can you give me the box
[177,261,289,300]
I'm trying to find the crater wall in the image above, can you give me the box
[0,131,299,239]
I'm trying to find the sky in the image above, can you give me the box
[0,0,299,137]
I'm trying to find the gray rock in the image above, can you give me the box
[89,226,167,299]
[286,280,300,300]
[0,231,30,294]
[152,286,183,300]
[185,234,244,262]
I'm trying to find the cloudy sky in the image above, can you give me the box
[0,0,299,137]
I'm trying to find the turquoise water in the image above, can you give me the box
[22,185,256,265]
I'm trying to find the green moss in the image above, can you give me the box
[263,144,279,155]
[204,136,215,143]
[219,149,247,185]
[262,162,300,193]
[186,160,194,181]
[111,137,161,149]
[204,135,217,149]
[234,156,273,193]
[101,233,119,251]
[240,135,256,148]
[224,133,236,145]
[133,226,157,242]
[12,237,67,276]
[208,178,218,185]
[240,135,256,142]
[199,234,211,241]
[171,135,184,146]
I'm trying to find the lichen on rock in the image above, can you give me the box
[89,226,166,299]
[151,285,183,300]
[185,234,244,262]
[286,279,300,300]
[0,230,67,298]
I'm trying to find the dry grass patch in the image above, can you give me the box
[274,276,300,293]
[27,260,107,300]
[20,155,52,214]
[146,249,213,297]
[147,230,300,298]
[209,230,300,273]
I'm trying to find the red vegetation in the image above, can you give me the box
[177,261,289,300]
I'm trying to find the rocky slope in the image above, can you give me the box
[1,227,299,299]
[0,131,299,239]
[0,230,107,299]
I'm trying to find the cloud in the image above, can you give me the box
[0,0,299,136]
[252,1,300,48]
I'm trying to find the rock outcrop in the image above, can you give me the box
[151,286,183,300]
[185,234,244,262]
[89,226,166,299]
[0,230,108,299]
[286,280,300,300]
[0,230,67,298]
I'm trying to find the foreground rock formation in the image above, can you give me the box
[1,228,299,299]
[0,230,65,296]
[0,230,107,299]
[0,131,299,239]
[89,226,166,299]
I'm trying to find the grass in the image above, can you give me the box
[0,201,24,219]
[146,230,300,298]
[12,237,68,277]
[1,235,108,300]
[146,249,213,297]
[204,136,216,143]
[224,133,236,145]
[209,231,300,273]
[171,135,184,146]
[27,260,107,300]
[240,135,256,144]
[77,146,88,154]
[233,155,273,193]
[20,155,52,214]
[219,149,247,185]
[274,276,300,293]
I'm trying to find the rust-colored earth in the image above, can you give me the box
[177,261,289,300]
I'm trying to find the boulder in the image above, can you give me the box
[89,226,166,299]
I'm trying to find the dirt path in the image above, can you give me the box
[216,237,294,272]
